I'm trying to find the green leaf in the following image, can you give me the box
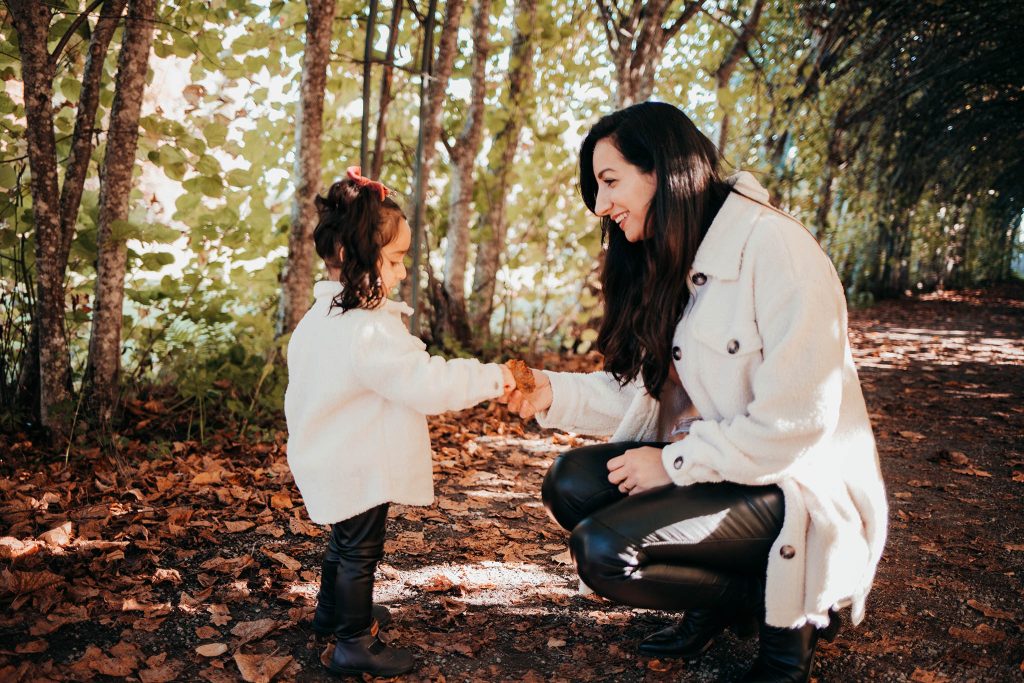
[198,175,224,198]
[109,219,135,241]
[225,168,252,188]
[140,251,176,271]
[204,122,228,147]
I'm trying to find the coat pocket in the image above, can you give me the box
[691,321,764,359]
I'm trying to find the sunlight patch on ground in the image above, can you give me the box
[372,561,577,607]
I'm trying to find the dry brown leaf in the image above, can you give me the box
[230,618,279,643]
[951,467,993,478]
[255,523,285,538]
[153,568,182,585]
[551,550,573,565]
[547,637,566,648]
[288,515,322,538]
[196,642,229,657]
[262,549,301,571]
[233,652,293,683]
[270,492,293,509]
[0,537,42,561]
[947,624,1007,645]
[910,669,950,683]
[139,659,185,683]
[0,569,62,597]
[196,625,220,639]
[192,470,223,485]
[38,521,73,546]
[899,430,926,441]
[966,599,1016,621]
[647,658,673,672]
[420,575,457,593]
[14,639,48,654]
[208,603,232,626]
[225,520,255,533]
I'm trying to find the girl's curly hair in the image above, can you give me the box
[313,178,406,312]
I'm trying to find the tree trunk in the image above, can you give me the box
[8,2,71,433]
[84,0,156,424]
[408,0,466,330]
[370,0,403,179]
[712,0,765,157]
[441,0,491,314]
[359,0,378,171]
[595,0,700,106]
[277,0,337,337]
[468,0,538,339]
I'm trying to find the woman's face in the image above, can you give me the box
[591,138,657,242]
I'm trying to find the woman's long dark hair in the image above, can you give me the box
[579,101,732,398]
[313,178,405,312]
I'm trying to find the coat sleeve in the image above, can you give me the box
[350,314,505,415]
[535,370,640,436]
[662,220,848,486]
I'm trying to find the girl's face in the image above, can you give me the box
[591,138,657,242]
[379,218,411,293]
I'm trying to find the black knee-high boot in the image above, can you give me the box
[740,610,840,683]
[312,554,391,635]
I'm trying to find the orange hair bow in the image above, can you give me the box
[346,166,390,201]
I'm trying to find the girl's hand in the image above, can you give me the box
[507,369,552,420]
[607,446,672,495]
[498,365,516,401]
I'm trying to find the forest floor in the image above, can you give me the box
[1,285,1022,683]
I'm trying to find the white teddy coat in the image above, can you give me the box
[285,281,506,525]
[537,172,888,629]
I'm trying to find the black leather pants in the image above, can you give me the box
[542,442,784,611]
[318,503,389,638]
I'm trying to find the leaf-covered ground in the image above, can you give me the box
[2,286,1022,682]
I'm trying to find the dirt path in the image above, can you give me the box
[1,287,1022,682]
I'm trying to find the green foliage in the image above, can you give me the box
[1,0,1020,435]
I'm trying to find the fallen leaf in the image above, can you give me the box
[270,493,293,509]
[551,550,573,565]
[899,430,926,441]
[910,669,950,683]
[647,659,673,672]
[0,569,63,597]
[233,652,293,683]
[966,599,1016,621]
[38,521,73,547]
[153,568,182,585]
[262,549,301,571]
[420,575,457,593]
[951,467,993,478]
[196,625,220,639]
[948,624,1007,645]
[547,637,566,648]
[196,643,229,657]
[225,520,255,533]
[192,471,223,485]
[15,639,48,654]
[230,619,279,643]
[0,537,42,561]
[139,659,185,683]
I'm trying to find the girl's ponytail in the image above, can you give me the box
[313,168,406,312]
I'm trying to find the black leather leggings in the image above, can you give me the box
[542,442,784,611]
[318,503,389,637]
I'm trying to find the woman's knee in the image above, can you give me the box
[570,516,637,597]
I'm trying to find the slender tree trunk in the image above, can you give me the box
[359,0,378,171]
[712,0,765,157]
[8,2,71,433]
[442,0,491,310]
[84,0,156,424]
[277,0,337,337]
[408,0,466,329]
[468,0,538,338]
[595,0,700,106]
[370,0,403,179]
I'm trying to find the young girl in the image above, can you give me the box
[284,167,514,677]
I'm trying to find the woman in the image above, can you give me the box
[508,102,887,682]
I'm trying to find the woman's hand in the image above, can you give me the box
[607,446,672,495]
[507,369,553,419]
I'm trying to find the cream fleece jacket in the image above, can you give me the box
[285,281,506,524]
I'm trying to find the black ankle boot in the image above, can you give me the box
[639,608,758,658]
[326,624,414,677]
[740,611,840,683]
[312,603,392,636]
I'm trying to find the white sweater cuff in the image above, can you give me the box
[534,370,581,430]
[661,432,723,486]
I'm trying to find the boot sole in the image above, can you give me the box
[325,662,415,678]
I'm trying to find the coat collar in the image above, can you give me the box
[313,280,413,317]
[691,171,771,282]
